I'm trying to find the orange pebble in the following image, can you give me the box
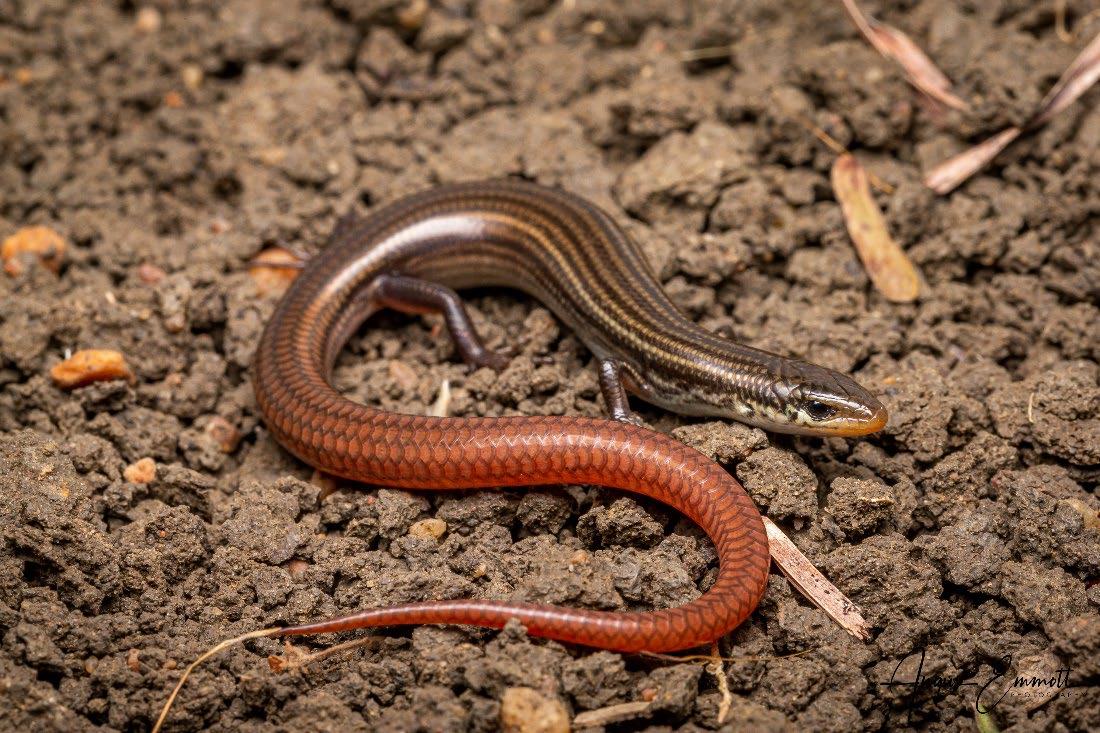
[2,226,66,276]
[124,458,157,484]
[284,559,310,579]
[51,349,133,390]
[204,416,240,453]
[137,262,167,284]
[248,247,302,296]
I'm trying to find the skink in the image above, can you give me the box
[253,180,886,652]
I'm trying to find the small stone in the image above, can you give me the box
[3,226,66,276]
[126,648,141,672]
[248,247,301,296]
[499,687,569,733]
[124,458,156,484]
[204,416,240,454]
[137,262,167,284]
[284,559,310,579]
[134,7,161,33]
[396,0,428,30]
[181,64,203,91]
[388,360,419,392]
[408,517,447,540]
[51,349,133,390]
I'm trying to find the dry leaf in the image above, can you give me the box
[831,155,921,304]
[840,0,967,110]
[51,349,134,390]
[925,31,1100,194]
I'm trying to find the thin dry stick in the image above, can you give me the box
[152,628,281,733]
[1031,30,1100,127]
[573,701,653,728]
[679,45,735,62]
[428,378,452,417]
[764,517,872,640]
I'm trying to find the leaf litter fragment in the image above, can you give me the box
[830,154,922,304]
[764,517,872,641]
[925,31,1100,194]
[840,0,967,111]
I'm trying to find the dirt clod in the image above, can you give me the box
[500,687,570,733]
[123,457,156,484]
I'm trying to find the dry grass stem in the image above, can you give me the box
[638,646,817,665]
[268,635,380,673]
[840,0,967,110]
[152,628,281,733]
[708,641,733,724]
[428,378,452,417]
[925,31,1100,193]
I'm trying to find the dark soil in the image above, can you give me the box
[2,1,1099,731]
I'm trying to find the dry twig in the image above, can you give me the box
[638,646,818,666]
[428,378,452,417]
[268,635,380,673]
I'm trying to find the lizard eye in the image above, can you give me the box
[805,401,836,421]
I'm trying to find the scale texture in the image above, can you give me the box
[254,181,771,651]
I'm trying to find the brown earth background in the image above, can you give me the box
[1,1,1099,731]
